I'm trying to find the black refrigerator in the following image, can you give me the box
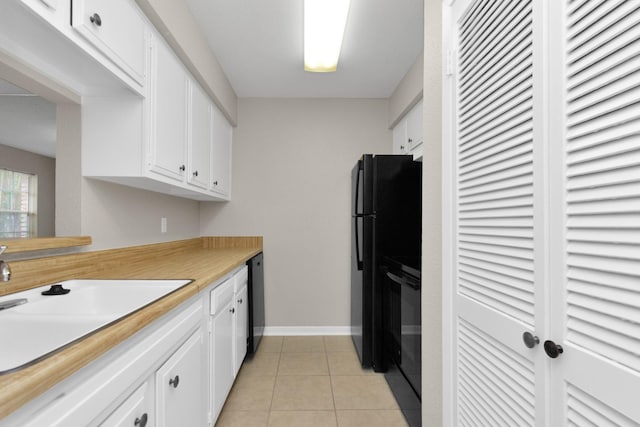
[351,154,421,371]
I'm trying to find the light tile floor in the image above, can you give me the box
[215,336,408,427]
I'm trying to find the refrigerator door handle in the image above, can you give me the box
[354,216,363,271]
[354,162,363,215]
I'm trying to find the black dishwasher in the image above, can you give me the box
[382,256,421,427]
[247,252,264,354]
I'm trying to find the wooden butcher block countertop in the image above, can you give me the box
[0,236,262,420]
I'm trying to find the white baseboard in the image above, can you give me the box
[263,326,351,336]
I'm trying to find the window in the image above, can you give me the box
[0,169,37,238]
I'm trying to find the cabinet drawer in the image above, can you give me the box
[72,0,146,85]
[100,381,153,427]
[210,278,234,315]
[233,266,248,292]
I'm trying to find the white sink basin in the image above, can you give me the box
[0,279,192,373]
[13,279,192,316]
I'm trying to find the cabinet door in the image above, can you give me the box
[100,381,154,427]
[392,121,408,154]
[156,328,204,427]
[234,285,248,376]
[188,81,212,190]
[406,99,423,156]
[71,0,146,84]
[211,299,234,420]
[148,37,188,183]
[211,105,232,198]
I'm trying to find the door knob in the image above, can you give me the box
[543,340,563,358]
[522,332,539,348]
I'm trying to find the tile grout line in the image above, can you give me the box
[265,338,283,425]
[324,336,340,427]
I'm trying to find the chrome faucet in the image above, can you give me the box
[0,245,11,281]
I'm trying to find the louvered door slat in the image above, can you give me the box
[568,16,640,74]
[567,137,640,165]
[567,384,638,426]
[459,121,532,163]
[460,0,530,74]
[460,31,532,102]
[460,69,531,129]
[459,262,534,294]
[458,320,535,426]
[567,227,640,245]
[568,0,633,44]
[459,184,533,206]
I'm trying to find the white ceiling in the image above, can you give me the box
[0,79,56,158]
[186,0,424,98]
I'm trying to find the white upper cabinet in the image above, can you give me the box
[211,105,232,199]
[188,82,213,190]
[392,99,423,160]
[82,32,233,202]
[148,36,188,183]
[71,0,147,87]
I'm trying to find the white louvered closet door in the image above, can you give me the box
[445,0,640,425]
[547,0,640,424]
[445,0,547,425]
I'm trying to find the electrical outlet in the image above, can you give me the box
[161,217,167,233]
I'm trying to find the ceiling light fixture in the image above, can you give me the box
[304,0,351,72]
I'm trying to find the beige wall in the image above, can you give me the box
[0,144,55,237]
[200,98,391,327]
[54,104,200,251]
[388,52,424,128]
[81,179,199,250]
[422,0,443,424]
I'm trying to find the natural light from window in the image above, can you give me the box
[0,169,37,238]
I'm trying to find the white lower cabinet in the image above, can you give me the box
[2,266,251,427]
[156,328,204,427]
[210,278,235,421]
[233,267,249,376]
[209,266,250,424]
[99,380,154,427]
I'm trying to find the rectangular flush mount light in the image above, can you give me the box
[304,0,351,72]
